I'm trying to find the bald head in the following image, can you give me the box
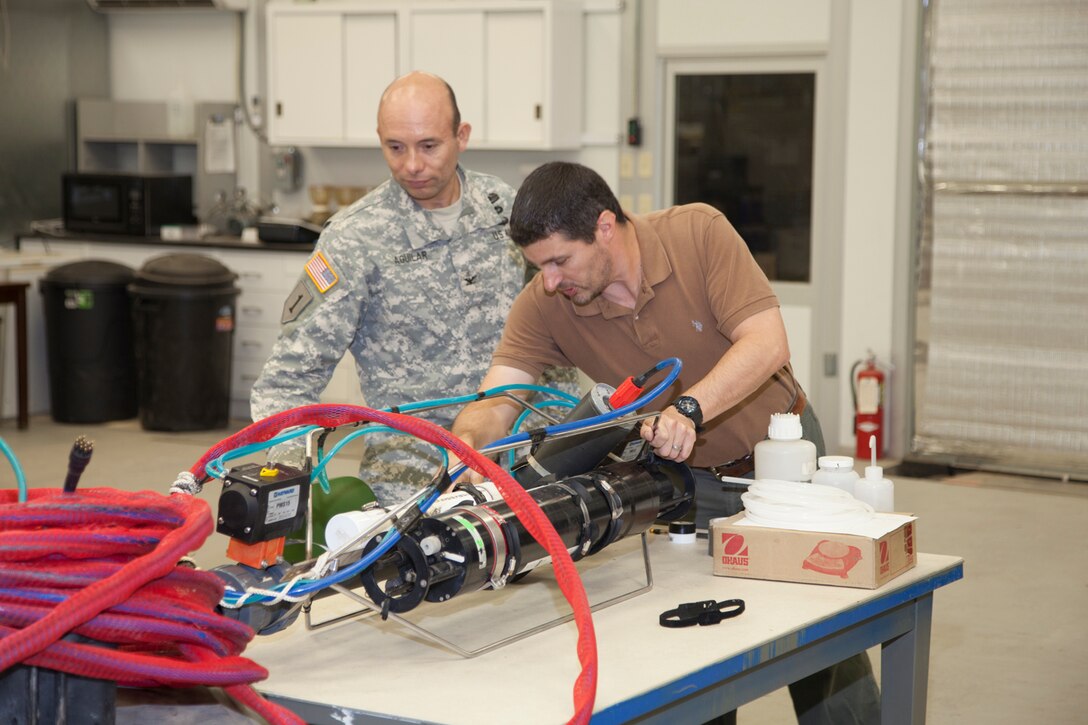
[378,71,461,136]
[375,72,471,210]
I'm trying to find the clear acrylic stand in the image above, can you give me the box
[300,532,655,658]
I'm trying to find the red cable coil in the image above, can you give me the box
[0,487,303,725]
[190,404,598,725]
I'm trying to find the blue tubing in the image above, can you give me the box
[0,436,28,503]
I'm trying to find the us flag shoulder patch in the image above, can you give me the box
[305,251,339,293]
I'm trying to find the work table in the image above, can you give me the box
[245,532,963,724]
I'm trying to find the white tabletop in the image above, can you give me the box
[247,532,962,724]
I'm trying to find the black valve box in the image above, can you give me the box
[217,462,309,544]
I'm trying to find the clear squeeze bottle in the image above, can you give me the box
[854,435,894,512]
[753,413,817,482]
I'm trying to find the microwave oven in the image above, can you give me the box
[62,172,195,236]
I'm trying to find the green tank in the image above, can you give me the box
[282,475,376,563]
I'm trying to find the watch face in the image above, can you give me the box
[674,396,702,426]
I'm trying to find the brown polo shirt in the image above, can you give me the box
[492,203,799,468]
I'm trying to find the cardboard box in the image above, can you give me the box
[711,513,917,589]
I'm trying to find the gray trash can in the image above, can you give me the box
[40,260,138,423]
[130,253,239,431]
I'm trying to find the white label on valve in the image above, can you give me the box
[617,438,647,461]
[265,485,300,524]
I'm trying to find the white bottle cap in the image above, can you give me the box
[767,412,802,440]
[818,455,854,470]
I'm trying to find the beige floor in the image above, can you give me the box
[1,415,1086,724]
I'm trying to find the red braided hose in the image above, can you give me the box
[0,488,303,725]
[193,404,598,725]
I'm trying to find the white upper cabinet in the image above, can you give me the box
[267,11,345,144]
[485,11,546,146]
[266,0,582,150]
[409,10,487,139]
[268,5,398,146]
[344,13,399,144]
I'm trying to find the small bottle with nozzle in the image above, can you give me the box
[854,435,894,512]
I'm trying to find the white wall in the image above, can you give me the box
[108,13,238,102]
[838,4,910,455]
[657,0,831,49]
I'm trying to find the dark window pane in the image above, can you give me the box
[674,73,815,282]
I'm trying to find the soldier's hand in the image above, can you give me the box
[449,452,490,486]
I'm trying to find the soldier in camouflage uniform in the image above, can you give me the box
[251,72,525,505]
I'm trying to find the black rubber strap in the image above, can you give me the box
[659,599,745,628]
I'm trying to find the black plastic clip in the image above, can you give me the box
[659,599,745,628]
[380,597,392,621]
[526,427,549,445]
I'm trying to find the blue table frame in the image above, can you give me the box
[593,560,962,724]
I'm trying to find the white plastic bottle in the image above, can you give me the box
[854,435,894,512]
[753,413,817,482]
[811,455,860,496]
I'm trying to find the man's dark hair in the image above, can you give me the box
[443,79,462,135]
[509,162,627,247]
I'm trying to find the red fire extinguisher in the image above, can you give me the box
[852,353,886,460]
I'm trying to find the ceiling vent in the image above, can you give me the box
[86,0,247,11]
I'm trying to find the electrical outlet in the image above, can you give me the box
[638,152,653,179]
[620,153,634,180]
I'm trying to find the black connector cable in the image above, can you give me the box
[63,435,94,493]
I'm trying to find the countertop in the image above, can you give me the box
[16,220,315,254]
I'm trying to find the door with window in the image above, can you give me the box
[664,56,843,439]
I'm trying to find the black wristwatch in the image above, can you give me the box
[672,395,703,429]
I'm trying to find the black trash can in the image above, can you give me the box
[40,260,138,423]
[130,253,240,431]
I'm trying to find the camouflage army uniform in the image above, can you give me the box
[251,166,525,505]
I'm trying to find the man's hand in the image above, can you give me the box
[450,364,539,484]
[639,307,791,462]
[447,433,495,486]
[640,406,697,461]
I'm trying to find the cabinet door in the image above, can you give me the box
[268,13,344,143]
[344,13,399,144]
[486,11,545,145]
[409,11,485,138]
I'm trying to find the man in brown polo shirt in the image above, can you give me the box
[450,161,878,725]
[452,161,819,527]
